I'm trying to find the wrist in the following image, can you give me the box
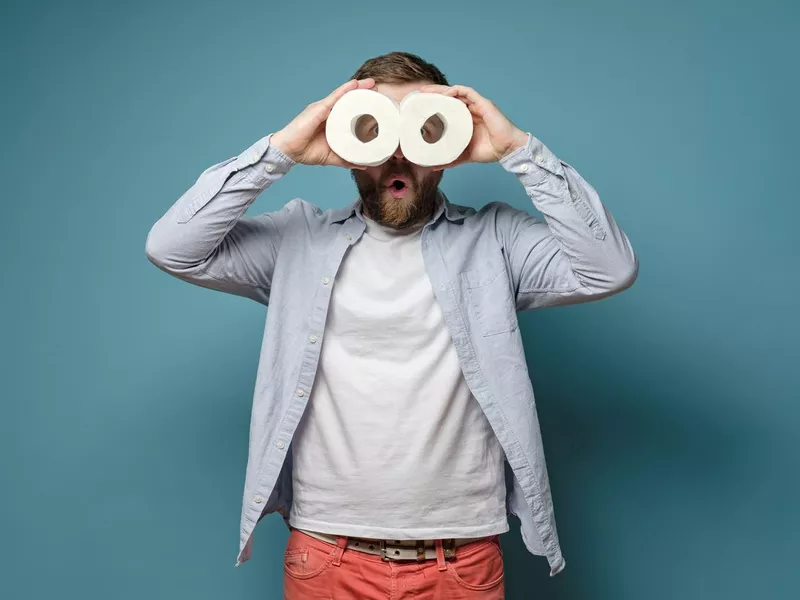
[270,130,287,151]
[500,129,529,160]
[270,130,296,160]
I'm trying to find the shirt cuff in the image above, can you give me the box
[498,132,563,185]
[237,133,297,187]
[549,557,566,577]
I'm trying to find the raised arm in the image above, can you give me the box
[420,83,638,310]
[497,133,638,310]
[145,135,296,304]
[145,78,376,305]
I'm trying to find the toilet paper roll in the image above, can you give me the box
[325,89,401,167]
[399,92,473,167]
[325,89,475,167]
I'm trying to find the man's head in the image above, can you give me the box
[348,52,449,230]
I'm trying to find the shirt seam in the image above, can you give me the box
[197,259,270,291]
[517,286,583,295]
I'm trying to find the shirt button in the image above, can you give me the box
[535,154,543,164]
[571,192,578,200]
[296,389,305,397]
[265,163,275,172]
[308,335,317,344]
[345,233,353,241]
[520,164,529,173]
[276,440,285,449]
[254,495,263,504]
[322,276,330,285]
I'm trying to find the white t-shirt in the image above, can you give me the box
[288,214,509,540]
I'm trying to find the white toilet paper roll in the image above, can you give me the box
[325,89,401,167]
[399,92,473,167]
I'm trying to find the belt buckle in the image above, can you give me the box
[379,539,456,562]
[379,540,423,562]
[379,540,390,561]
[380,540,408,561]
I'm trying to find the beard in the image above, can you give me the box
[351,162,443,230]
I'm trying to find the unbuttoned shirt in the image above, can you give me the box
[145,131,638,577]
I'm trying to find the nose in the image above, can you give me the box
[391,144,406,160]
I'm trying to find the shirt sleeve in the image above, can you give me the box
[145,133,298,305]
[497,132,638,310]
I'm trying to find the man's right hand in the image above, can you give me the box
[271,78,376,169]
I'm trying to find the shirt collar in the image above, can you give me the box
[329,189,466,225]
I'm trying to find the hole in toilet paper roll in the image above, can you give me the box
[421,113,446,144]
[352,114,379,143]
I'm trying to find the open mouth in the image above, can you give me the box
[385,175,411,199]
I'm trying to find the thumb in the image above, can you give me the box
[432,147,471,171]
[432,158,463,171]
[325,151,367,170]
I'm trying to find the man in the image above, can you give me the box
[145,51,638,599]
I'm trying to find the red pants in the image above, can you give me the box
[284,528,505,599]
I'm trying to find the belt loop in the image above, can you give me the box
[434,539,447,571]
[332,535,349,566]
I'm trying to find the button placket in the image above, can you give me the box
[286,221,361,470]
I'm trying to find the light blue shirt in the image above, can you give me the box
[145,131,638,576]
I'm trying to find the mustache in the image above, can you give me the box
[380,163,414,180]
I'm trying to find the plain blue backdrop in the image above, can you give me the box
[2,0,798,598]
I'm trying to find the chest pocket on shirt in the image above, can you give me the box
[461,254,518,337]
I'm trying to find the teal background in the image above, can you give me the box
[2,0,798,598]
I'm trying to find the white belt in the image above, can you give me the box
[294,528,487,561]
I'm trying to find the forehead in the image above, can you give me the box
[374,81,435,105]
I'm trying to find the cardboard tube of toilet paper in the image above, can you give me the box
[325,89,401,167]
[399,92,474,167]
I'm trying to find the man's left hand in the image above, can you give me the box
[418,84,529,171]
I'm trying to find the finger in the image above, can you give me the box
[326,152,366,170]
[419,84,451,93]
[450,85,491,107]
[419,85,459,99]
[433,145,473,171]
[432,157,466,171]
[356,77,375,89]
[419,84,488,105]
[321,79,359,109]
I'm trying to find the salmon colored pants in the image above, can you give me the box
[283,528,505,599]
